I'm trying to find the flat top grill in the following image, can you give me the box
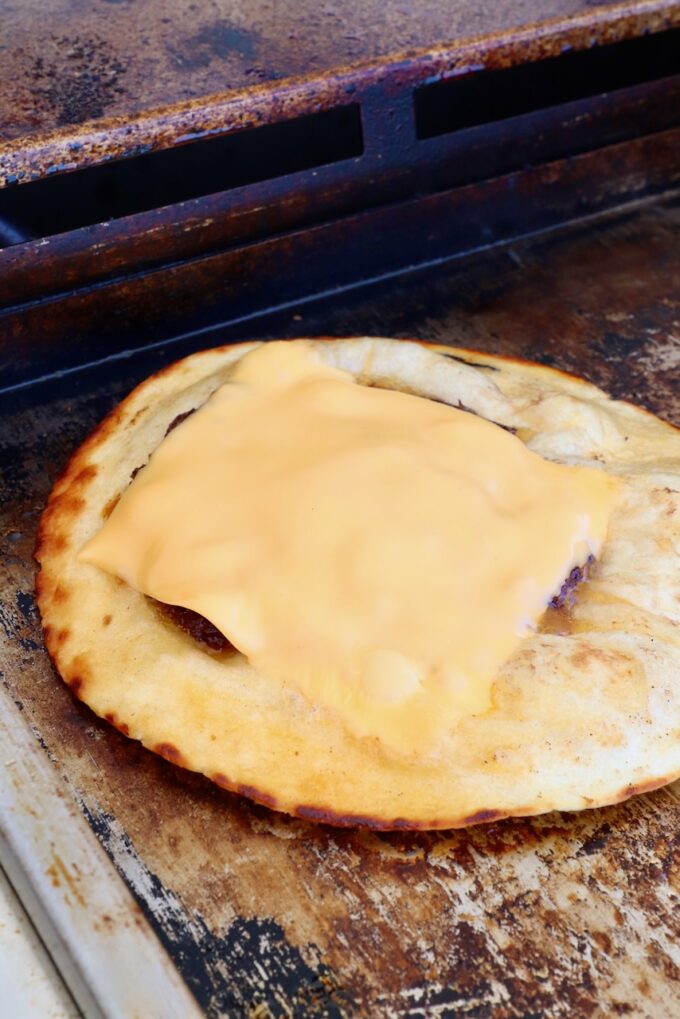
[0,0,649,145]
[1,0,679,189]
[0,1,679,1014]
[1,199,679,1019]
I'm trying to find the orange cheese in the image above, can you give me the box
[80,342,619,754]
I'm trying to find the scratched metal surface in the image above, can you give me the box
[1,0,679,188]
[0,0,647,142]
[1,200,680,1016]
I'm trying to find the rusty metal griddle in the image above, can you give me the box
[2,203,680,1019]
[0,0,675,157]
[0,0,679,1016]
[1,2,679,361]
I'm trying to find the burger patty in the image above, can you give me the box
[549,556,594,610]
[153,599,235,652]
[141,409,590,653]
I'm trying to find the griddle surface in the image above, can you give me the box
[0,0,647,145]
[1,201,679,1017]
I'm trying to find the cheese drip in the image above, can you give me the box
[81,342,618,754]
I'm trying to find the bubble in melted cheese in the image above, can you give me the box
[80,342,619,755]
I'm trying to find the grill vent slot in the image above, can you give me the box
[0,27,678,256]
[0,104,363,245]
[414,27,680,139]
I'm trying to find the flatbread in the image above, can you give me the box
[35,339,680,828]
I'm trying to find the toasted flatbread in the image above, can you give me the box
[35,339,680,828]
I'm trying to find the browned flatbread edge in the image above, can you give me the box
[34,338,680,829]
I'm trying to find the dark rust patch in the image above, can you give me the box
[102,613,112,626]
[167,20,259,71]
[577,822,612,856]
[51,853,87,908]
[45,863,61,888]
[29,36,127,128]
[53,585,68,603]
[592,930,613,955]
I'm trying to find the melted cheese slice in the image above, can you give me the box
[81,342,619,755]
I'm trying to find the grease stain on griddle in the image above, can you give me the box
[167,20,260,72]
[16,589,38,624]
[83,804,351,1017]
[577,821,613,857]
[29,36,127,127]
[592,330,645,363]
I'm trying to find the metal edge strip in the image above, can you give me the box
[0,680,203,1019]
